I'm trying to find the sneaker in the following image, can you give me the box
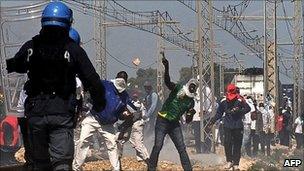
[233,165,240,171]
[224,162,233,169]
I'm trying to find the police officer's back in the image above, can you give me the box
[6,2,105,171]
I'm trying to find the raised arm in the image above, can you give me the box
[161,52,175,90]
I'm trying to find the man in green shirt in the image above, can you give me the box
[148,53,197,171]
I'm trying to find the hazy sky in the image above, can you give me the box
[1,0,297,84]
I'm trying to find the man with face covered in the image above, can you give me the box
[148,53,197,171]
[73,71,136,171]
[208,84,250,170]
[5,2,106,170]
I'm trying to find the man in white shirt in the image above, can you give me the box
[246,97,259,157]
[242,97,255,157]
[293,114,303,149]
[258,103,271,156]
[143,81,159,138]
[193,85,212,153]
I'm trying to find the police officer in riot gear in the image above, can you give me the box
[6,2,105,171]
[69,27,81,45]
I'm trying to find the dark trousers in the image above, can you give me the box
[295,133,303,149]
[279,129,290,147]
[260,131,271,156]
[242,125,251,157]
[18,117,33,167]
[192,121,202,153]
[28,114,74,171]
[219,123,224,145]
[149,117,192,171]
[248,129,259,156]
[145,114,156,138]
[223,127,243,165]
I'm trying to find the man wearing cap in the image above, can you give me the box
[143,81,159,137]
[209,84,250,170]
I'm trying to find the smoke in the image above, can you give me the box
[121,129,225,167]
[146,135,181,163]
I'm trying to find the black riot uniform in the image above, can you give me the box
[6,26,105,171]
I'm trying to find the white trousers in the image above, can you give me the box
[73,114,120,171]
[118,119,149,161]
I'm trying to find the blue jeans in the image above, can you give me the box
[148,117,192,171]
[242,125,251,156]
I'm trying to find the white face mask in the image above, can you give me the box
[112,78,126,93]
[259,107,264,111]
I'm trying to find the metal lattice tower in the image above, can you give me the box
[196,0,216,150]
[302,0,304,109]
[156,14,165,102]
[264,0,279,114]
[293,0,303,117]
[219,57,226,96]
[94,0,107,79]
[178,0,292,79]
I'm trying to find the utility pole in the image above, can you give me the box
[219,57,225,97]
[94,0,107,79]
[192,28,198,78]
[264,0,279,116]
[196,0,204,145]
[208,0,216,153]
[157,14,165,102]
[302,0,304,113]
[98,10,179,102]
[293,0,303,118]
[197,0,216,151]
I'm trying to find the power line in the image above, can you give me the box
[84,38,156,69]
[102,44,157,69]
[282,0,294,43]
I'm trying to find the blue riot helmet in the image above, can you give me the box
[69,28,81,45]
[41,1,73,28]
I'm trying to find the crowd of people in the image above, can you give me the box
[0,1,303,171]
[1,2,197,170]
[188,88,304,170]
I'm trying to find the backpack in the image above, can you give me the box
[0,115,20,151]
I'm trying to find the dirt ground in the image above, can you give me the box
[10,142,303,171]
[12,145,255,170]
[82,157,256,171]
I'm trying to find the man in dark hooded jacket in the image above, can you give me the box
[209,84,250,170]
